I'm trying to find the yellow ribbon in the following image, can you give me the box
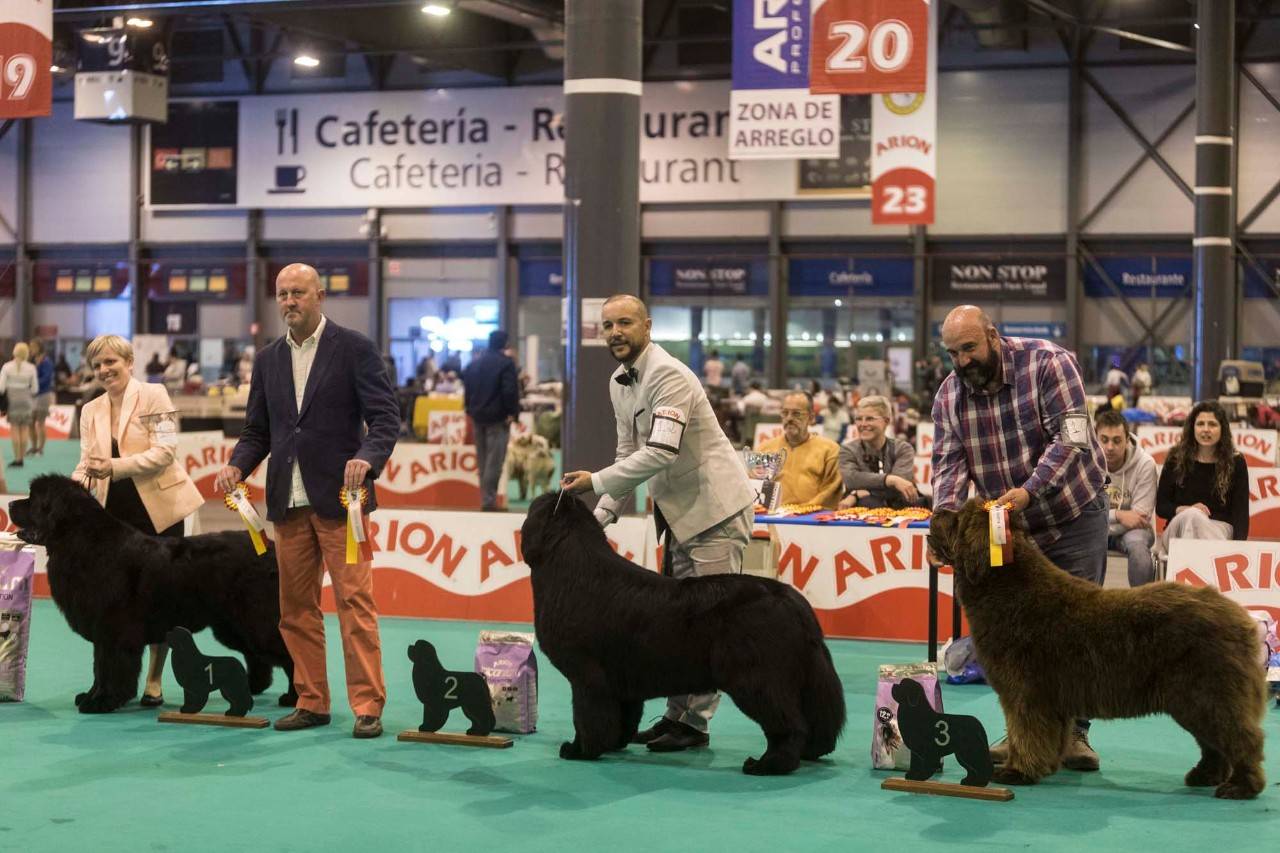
[223,484,267,556]
[340,487,369,565]
[984,500,1012,567]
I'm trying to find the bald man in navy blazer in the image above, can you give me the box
[217,263,399,739]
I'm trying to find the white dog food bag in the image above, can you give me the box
[873,662,943,771]
[475,630,538,734]
[0,545,36,702]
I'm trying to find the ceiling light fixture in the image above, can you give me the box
[126,17,154,28]
[294,54,320,67]
[50,64,63,73]
[422,3,451,16]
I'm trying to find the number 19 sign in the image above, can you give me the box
[0,0,52,119]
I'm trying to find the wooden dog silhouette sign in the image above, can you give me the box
[880,678,1012,802]
[396,640,511,749]
[157,627,268,729]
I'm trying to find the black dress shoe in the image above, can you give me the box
[630,717,678,745]
[646,720,709,752]
[353,715,383,739]
[274,708,331,731]
[140,693,164,707]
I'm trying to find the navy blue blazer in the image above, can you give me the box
[229,319,400,522]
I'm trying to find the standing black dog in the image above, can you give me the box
[408,640,495,736]
[10,475,295,713]
[520,492,846,776]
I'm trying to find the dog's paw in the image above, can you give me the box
[1214,780,1263,800]
[559,740,585,760]
[742,754,800,776]
[77,695,122,714]
[1185,764,1228,787]
[74,690,91,706]
[279,690,298,708]
[991,766,1039,786]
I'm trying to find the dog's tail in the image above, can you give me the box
[800,638,846,759]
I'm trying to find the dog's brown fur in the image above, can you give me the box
[929,498,1267,799]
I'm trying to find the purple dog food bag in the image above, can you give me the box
[0,546,36,702]
[475,630,538,734]
[873,662,943,770]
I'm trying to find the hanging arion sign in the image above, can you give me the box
[0,0,52,118]
[808,0,929,95]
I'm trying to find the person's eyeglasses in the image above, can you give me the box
[780,409,809,419]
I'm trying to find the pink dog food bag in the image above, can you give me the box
[873,662,943,770]
[0,546,36,702]
[475,630,538,734]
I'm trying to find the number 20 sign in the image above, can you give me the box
[809,0,928,95]
[0,1,54,119]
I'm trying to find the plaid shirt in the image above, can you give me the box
[930,336,1106,547]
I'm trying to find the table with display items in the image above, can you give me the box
[753,511,962,650]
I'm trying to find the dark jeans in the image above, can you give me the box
[474,420,510,510]
[1039,493,1109,731]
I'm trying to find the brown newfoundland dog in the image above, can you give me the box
[929,498,1266,799]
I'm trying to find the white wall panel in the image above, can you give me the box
[143,210,249,243]
[199,303,250,338]
[934,69,1068,234]
[1238,63,1280,234]
[383,210,498,241]
[642,206,769,239]
[510,208,561,241]
[261,210,364,241]
[384,257,495,299]
[30,103,131,244]
[782,202,894,237]
[0,131,16,247]
[32,303,86,338]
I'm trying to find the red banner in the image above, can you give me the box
[0,1,52,119]
[809,0,928,95]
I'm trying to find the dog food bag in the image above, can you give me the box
[0,545,36,702]
[873,662,943,771]
[475,631,538,734]
[1248,611,1277,667]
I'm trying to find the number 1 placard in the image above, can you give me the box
[809,0,928,96]
[0,0,53,118]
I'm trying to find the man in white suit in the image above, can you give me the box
[562,294,755,752]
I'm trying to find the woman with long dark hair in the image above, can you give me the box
[1155,400,1249,555]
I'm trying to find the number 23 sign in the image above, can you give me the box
[809,0,928,95]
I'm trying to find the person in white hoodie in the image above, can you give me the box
[1094,409,1158,585]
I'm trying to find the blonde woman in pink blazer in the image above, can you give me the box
[72,335,204,707]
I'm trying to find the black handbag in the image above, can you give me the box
[0,391,8,417]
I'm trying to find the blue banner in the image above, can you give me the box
[731,0,811,90]
[930,322,1067,340]
[1083,256,1191,298]
[518,259,563,297]
[787,257,914,298]
[649,259,769,297]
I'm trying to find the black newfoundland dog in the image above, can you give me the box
[11,475,295,713]
[521,492,846,775]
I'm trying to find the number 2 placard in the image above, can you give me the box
[809,0,928,95]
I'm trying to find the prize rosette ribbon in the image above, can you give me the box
[224,483,267,555]
[984,500,1013,567]
[340,487,373,565]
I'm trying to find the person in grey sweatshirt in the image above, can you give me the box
[1094,409,1158,585]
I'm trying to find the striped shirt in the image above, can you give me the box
[930,336,1106,547]
[285,314,327,508]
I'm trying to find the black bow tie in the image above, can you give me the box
[615,367,639,387]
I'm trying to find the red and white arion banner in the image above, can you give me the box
[1248,467,1280,539]
[809,0,929,96]
[1168,538,1280,623]
[0,0,52,119]
[1137,424,1278,468]
[868,0,935,225]
[0,405,75,440]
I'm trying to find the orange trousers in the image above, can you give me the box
[274,507,386,718]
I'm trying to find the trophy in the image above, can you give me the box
[741,448,787,515]
[139,410,180,448]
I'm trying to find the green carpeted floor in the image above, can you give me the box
[0,440,83,494]
[5,600,1278,853]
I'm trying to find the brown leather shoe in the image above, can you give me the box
[631,717,678,745]
[1062,727,1100,771]
[274,709,331,731]
[353,715,383,739]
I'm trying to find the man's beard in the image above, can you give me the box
[960,351,999,388]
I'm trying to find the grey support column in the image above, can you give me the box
[768,201,785,387]
[1192,0,1236,401]
[367,208,383,347]
[497,206,517,344]
[246,209,263,351]
[1065,24,1083,359]
[129,124,145,336]
[912,225,927,366]
[562,0,642,478]
[15,120,31,343]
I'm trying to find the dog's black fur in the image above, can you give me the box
[521,491,846,776]
[892,677,993,786]
[10,475,295,713]
[166,627,254,716]
[407,640,496,736]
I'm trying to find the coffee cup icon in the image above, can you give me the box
[275,165,306,188]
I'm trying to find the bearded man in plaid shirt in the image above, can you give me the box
[930,305,1109,773]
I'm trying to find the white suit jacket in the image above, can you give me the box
[72,378,204,534]
[592,343,754,543]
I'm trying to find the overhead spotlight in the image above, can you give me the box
[422,3,451,16]
[126,17,154,28]
[50,64,63,73]
[294,54,320,68]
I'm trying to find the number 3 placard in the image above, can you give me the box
[809,0,928,95]
[0,0,53,119]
